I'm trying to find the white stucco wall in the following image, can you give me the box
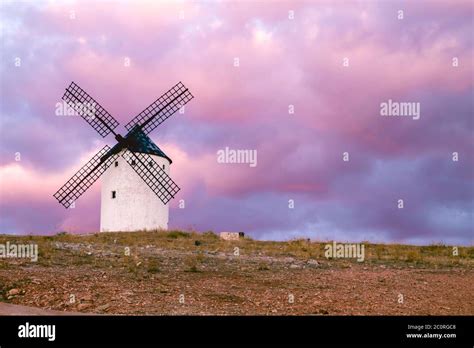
[100,151,171,232]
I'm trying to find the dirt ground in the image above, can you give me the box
[0,231,473,315]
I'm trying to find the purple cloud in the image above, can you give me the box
[0,0,472,245]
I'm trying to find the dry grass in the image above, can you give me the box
[0,230,472,268]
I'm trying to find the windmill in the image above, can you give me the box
[53,81,194,232]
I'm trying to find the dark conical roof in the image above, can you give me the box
[108,128,172,163]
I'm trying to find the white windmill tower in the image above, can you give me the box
[53,81,194,232]
[100,131,173,232]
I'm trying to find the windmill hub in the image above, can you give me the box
[114,133,126,145]
[101,132,139,163]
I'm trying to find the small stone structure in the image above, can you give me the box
[219,232,245,241]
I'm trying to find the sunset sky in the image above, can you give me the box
[0,0,472,245]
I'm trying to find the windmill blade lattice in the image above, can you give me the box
[124,81,193,135]
[121,150,180,205]
[53,146,117,208]
[62,82,120,138]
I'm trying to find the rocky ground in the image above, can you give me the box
[0,231,473,315]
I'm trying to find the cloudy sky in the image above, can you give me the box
[0,0,472,245]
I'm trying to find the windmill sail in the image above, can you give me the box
[62,82,120,138]
[53,146,117,208]
[121,150,180,205]
[124,81,193,135]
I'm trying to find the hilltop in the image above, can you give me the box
[0,231,473,315]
